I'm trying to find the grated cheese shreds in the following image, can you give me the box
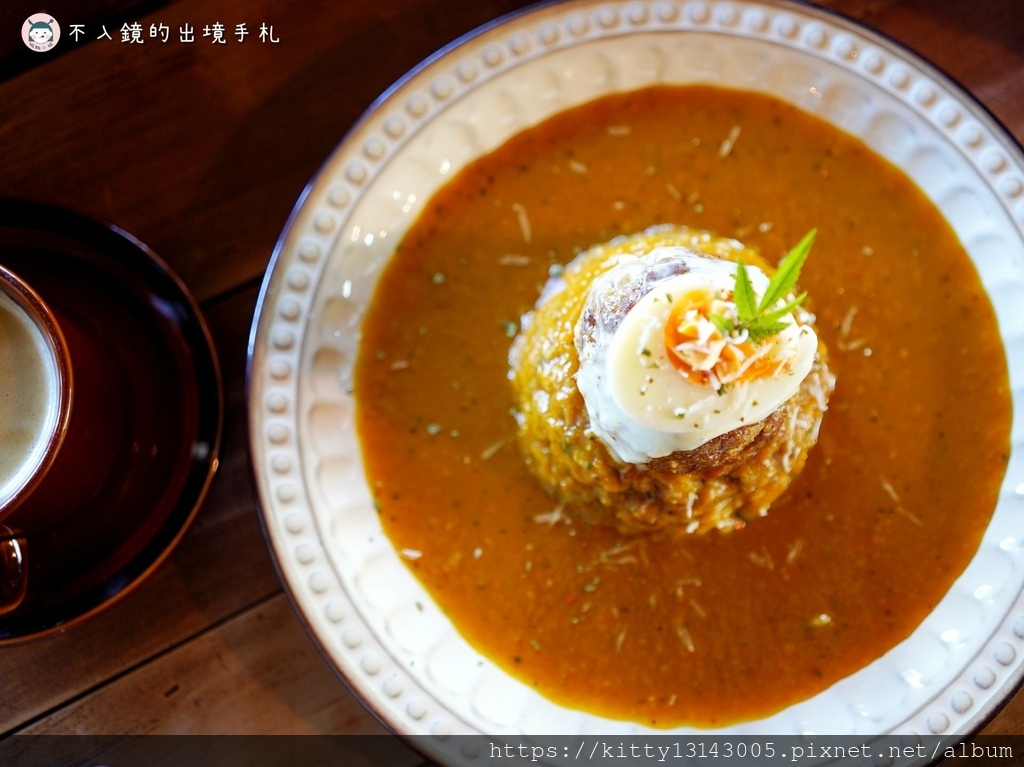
[786,538,805,565]
[837,305,866,351]
[895,506,925,527]
[748,547,775,570]
[569,159,589,175]
[674,576,703,600]
[480,437,509,460]
[664,286,799,395]
[499,254,532,266]
[510,202,532,243]
[882,477,924,526]
[839,305,858,339]
[684,491,698,520]
[676,624,696,653]
[599,540,640,566]
[533,505,564,526]
[718,125,742,158]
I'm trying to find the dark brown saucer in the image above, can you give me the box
[0,199,222,642]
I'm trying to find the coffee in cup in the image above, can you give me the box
[0,281,65,510]
[0,265,71,614]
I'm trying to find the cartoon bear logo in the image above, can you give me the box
[22,14,61,52]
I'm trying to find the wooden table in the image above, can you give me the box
[1,0,1021,760]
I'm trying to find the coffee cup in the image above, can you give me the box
[0,264,125,615]
[0,265,70,613]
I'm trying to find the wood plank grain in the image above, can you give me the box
[2,736,424,767]
[0,0,537,304]
[984,691,1024,736]
[1,0,173,78]
[0,283,282,734]
[814,0,1024,143]
[14,595,411,739]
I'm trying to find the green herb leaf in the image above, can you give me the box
[733,257,758,322]
[713,230,816,343]
[757,229,816,313]
[709,313,735,335]
[754,291,807,327]
[744,319,790,343]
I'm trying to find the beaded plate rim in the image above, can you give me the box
[247,0,1024,749]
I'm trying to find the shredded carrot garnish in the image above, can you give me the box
[662,289,783,390]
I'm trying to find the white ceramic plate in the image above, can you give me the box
[248,0,1024,750]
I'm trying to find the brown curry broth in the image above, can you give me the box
[354,85,1011,727]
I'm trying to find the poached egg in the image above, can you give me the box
[575,247,817,464]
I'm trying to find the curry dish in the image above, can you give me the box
[354,85,1011,727]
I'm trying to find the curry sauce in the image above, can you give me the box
[354,85,1011,727]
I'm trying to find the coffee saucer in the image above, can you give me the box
[0,199,222,642]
